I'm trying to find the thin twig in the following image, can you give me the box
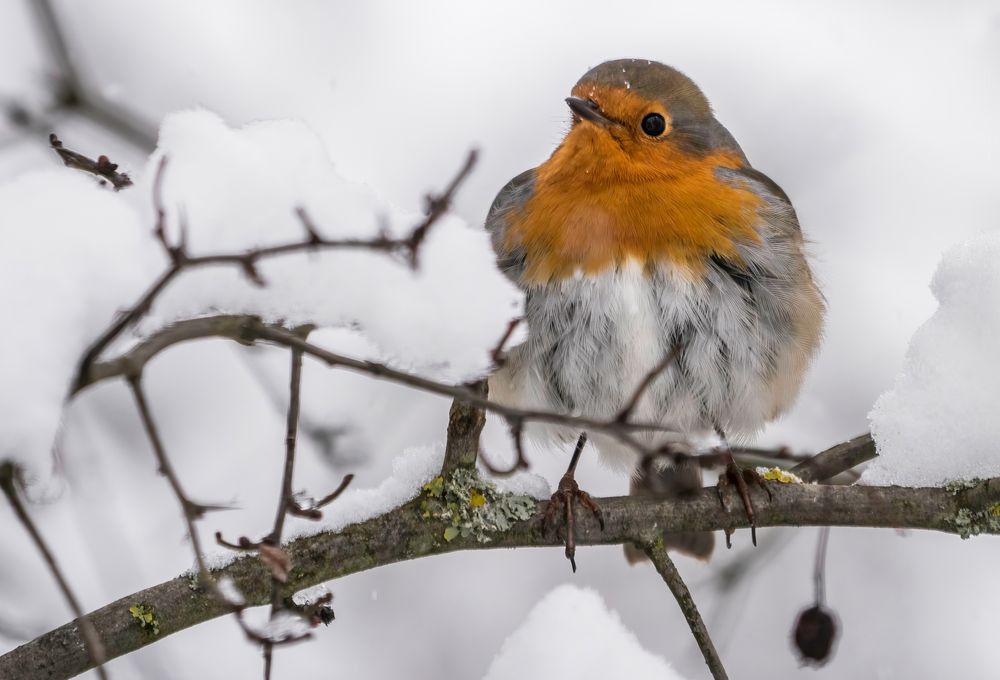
[268,347,305,544]
[642,538,728,680]
[216,336,350,677]
[48,134,133,190]
[237,347,351,464]
[151,157,174,256]
[0,462,109,680]
[251,322,677,457]
[126,375,211,571]
[126,374,297,648]
[214,533,260,551]
[77,313,680,452]
[79,313,835,469]
[616,341,684,424]
[72,150,479,391]
[490,317,522,368]
[314,474,355,509]
[406,148,479,268]
[814,527,831,606]
[262,345,305,680]
[478,416,531,477]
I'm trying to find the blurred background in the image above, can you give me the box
[2,1,999,678]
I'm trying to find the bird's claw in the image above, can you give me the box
[716,459,770,548]
[543,472,604,572]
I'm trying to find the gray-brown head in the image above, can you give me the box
[563,59,738,158]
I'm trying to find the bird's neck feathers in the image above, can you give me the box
[506,125,762,284]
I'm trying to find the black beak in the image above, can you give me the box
[565,96,614,127]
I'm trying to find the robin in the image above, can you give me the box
[486,59,825,570]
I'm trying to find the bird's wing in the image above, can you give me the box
[726,166,795,215]
[484,168,535,287]
[715,163,801,238]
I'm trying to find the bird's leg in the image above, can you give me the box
[714,427,771,549]
[543,432,604,572]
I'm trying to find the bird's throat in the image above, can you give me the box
[505,130,761,283]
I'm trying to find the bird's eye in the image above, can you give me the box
[641,113,666,137]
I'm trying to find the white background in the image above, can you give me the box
[1,1,999,678]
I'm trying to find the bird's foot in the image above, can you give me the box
[716,457,772,549]
[543,471,605,573]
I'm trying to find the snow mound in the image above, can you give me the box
[0,109,521,472]
[866,232,1000,486]
[483,585,687,680]
[143,110,522,382]
[0,172,156,472]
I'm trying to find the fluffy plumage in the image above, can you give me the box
[488,60,823,469]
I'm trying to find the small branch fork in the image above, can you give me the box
[71,149,479,393]
[125,372,325,650]
[75,312,848,480]
[252,335,351,679]
[78,314,703,467]
[125,377,229,611]
[60,143,755,480]
[0,463,110,680]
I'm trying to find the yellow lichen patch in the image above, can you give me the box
[422,476,444,498]
[757,467,803,484]
[420,468,536,544]
[990,503,1000,517]
[129,603,160,636]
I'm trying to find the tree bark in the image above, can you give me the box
[3,477,998,680]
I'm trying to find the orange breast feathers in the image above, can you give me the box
[504,100,762,283]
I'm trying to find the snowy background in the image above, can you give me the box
[2,1,1000,678]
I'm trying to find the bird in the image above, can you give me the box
[485,59,825,571]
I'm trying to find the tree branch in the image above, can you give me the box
[77,312,833,483]
[262,345,306,679]
[127,375,217,546]
[790,433,876,483]
[440,380,487,476]
[76,314,684,457]
[71,149,478,392]
[128,369,322,651]
[4,474,998,680]
[642,539,728,680]
[0,463,109,680]
[30,0,158,149]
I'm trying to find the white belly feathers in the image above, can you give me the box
[490,257,798,469]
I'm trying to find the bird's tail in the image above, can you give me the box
[624,457,715,563]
